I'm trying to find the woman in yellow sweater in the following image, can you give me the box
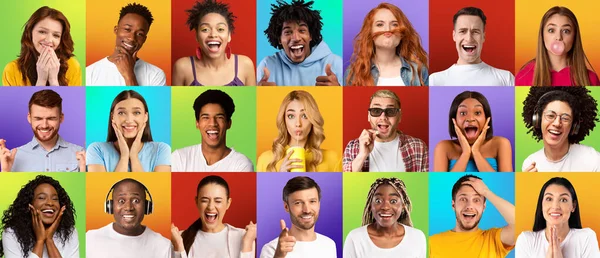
[2,6,81,86]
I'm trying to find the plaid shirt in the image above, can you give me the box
[342,131,429,172]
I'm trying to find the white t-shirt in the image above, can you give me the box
[171,144,254,172]
[259,233,337,258]
[86,57,166,86]
[369,135,406,172]
[343,224,426,258]
[516,228,600,258]
[173,224,253,258]
[429,62,515,86]
[377,76,405,86]
[1,227,79,258]
[86,223,171,258]
[522,144,600,172]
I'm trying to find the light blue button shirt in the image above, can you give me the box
[12,136,84,172]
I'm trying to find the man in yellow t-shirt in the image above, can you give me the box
[429,175,515,258]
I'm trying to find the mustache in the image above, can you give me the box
[371,27,407,39]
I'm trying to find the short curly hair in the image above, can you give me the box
[119,2,154,28]
[264,0,323,49]
[0,175,76,257]
[185,0,236,33]
[522,87,599,144]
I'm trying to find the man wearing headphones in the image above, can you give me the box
[86,178,171,257]
[521,87,600,172]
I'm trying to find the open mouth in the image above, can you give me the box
[462,212,476,220]
[207,41,221,53]
[464,125,479,139]
[462,45,476,53]
[299,214,313,222]
[548,129,562,136]
[41,209,56,217]
[289,45,305,58]
[549,212,562,219]
[122,125,137,133]
[377,124,390,134]
[378,213,394,220]
[205,212,218,223]
[122,41,136,50]
[37,127,53,136]
[206,130,219,140]
[122,214,136,222]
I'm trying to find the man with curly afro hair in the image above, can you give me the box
[521,86,600,172]
[257,0,343,86]
[86,2,166,86]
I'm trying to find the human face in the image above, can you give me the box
[371,184,403,228]
[455,98,486,144]
[541,101,572,149]
[453,185,485,232]
[112,181,145,236]
[280,21,312,63]
[542,184,575,227]
[285,100,312,146]
[372,9,401,50]
[112,98,148,139]
[28,104,63,145]
[453,15,485,65]
[32,17,62,54]
[196,13,231,59]
[196,183,231,233]
[31,183,60,225]
[113,13,149,55]
[543,14,574,57]
[368,97,400,141]
[197,103,230,149]
[284,188,320,231]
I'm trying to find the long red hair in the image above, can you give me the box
[346,3,428,86]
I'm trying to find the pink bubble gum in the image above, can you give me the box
[550,41,565,56]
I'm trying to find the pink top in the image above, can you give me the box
[515,61,600,86]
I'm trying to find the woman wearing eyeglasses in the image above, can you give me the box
[433,91,513,172]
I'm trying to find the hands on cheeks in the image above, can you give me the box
[274,219,296,258]
[452,118,472,156]
[315,64,339,86]
[471,117,491,154]
[29,204,65,242]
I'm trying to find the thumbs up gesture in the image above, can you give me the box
[258,67,277,86]
[315,64,340,86]
[274,219,296,258]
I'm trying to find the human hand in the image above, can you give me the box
[461,177,490,198]
[453,118,471,156]
[0,139,17,172]
[76,150,86,172]
[546,225,564,258]
[274,220,296,258]
[315,64,340,86]
[358,129,377,157]
[112,120,130,159]
[45,206,65,241]
[113,45,137,81]
[35,46,51,85]
[47,48,60,86]
[170,223,184,252]
[129,122,146,157]
[471,117,490,154]
[258,67,276,86]
[29,204,47,242]
[242,221,257,251]
[279,149,303,172]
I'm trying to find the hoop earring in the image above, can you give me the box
[226,44,231,59]
[195,47,202,60]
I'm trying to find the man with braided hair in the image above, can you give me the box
[521,86,600,172]
[343,177,426,258]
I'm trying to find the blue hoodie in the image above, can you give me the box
[257,41,343,86]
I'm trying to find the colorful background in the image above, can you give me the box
[256,173,342,258]
[85,172,171,238]
[0,173,86,258]
[171,87,257,167]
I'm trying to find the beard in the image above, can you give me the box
[457,216,481,231]
[32,125,59,144]
[290,212,318,230]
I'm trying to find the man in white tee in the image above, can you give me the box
[86,178,171,258]
[260,176,337,258]
[171,90,253,172]
[86,3,166,86]
[429,7,514,86]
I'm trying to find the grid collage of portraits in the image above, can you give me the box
[1,0,600,258]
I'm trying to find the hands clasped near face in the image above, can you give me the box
[36,46,61,86]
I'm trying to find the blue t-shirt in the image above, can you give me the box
[86,141,171,172]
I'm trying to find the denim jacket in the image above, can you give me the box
[345,57,429,86]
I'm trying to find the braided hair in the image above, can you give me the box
[361,177,412,227]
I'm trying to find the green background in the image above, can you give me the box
[171,87,258,167]
[515,87,600,171]
[0,173,86,258]
[0,0,86,85]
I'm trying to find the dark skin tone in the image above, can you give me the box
[111,181,146,236]
[29,183,66,258]
[107,13,150,86]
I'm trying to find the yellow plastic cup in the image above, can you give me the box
[287,146,306,172]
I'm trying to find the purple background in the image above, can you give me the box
[428,86,515,170]
[343,0,429,73]
[257,173,342,258]
[0,87,86,150]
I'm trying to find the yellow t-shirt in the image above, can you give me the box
[256,147,342,172]
[429,228,513,258]
[2,57,82,86]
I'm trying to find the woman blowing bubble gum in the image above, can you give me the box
[516,6,600,86]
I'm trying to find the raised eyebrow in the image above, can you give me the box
[117,192,141,197]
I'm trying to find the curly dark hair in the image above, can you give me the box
[0,175,76,257]
[185,0,236,33]
[522,86,599,144]
[264,0,323,49]
[119,2,154,28]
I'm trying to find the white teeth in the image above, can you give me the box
[42,209,54,213]
[123,42,134,48]
[300,215,312,219]
[207,130,218,134]
[206,213,217,216]
[123,215,134,218]
[463,45,476,48]
[550,213,561,217]
[379,214,393,217]
[549,130,561,135]
[207,41,220,45]
[290,45,303,50]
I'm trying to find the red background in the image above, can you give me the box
[428,0,515,74]
[171,173,257,231]
[342,87,429,150]
[170,0,257,85]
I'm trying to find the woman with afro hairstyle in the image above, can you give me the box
[1,175,78,258]
[345,3,428,86]
[172,0,256,86]
[521,87,600,171]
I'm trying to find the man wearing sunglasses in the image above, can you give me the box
[342,90,428,172]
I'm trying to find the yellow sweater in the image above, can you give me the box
[256,147,342,172]
[2,57,82,86]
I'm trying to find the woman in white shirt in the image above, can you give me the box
[171,175,256,258]
[516,177,600,258]
[343,177,426,258]
[1,175,79,258]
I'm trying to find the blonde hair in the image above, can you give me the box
[370,90,401,108]
[362,177,413,227]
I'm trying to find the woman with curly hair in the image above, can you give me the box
[345,3,428,86]
[521,87,600,171]
[2,6,81,86]
[0,175,78,258]
[256,90,341,172]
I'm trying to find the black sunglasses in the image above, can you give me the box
[368,108,400,117]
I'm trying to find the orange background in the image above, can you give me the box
[516,173,600,244]
[86,0,172,84]
[515,0,600,75]
[256,87,343,164]
[85,173,171,238]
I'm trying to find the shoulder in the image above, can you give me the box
[402,133,427,146]
[403,224,426,238]
[429,231,451,243]
[321,149,340,159]
[434,140,454,152]
[138,59,165,73]
[66,57,81,67]
[229,148,252,162]
[86,224,111,238]
[345,138,360,148]
[238,54,255,67]
[491,136,511,147]
[226,224,247,237]
[173,144,200,156]
[346,225,368,240]
[257,150,274,161]
[571,143,599,154]
[516,61,535,78]
[87,142,111,152]
[86,58,109,70]
[3,59,19,72]
[173,56,191,69]
[316,232,336,245]
[587,69,600,85]
[572,227,598,239]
